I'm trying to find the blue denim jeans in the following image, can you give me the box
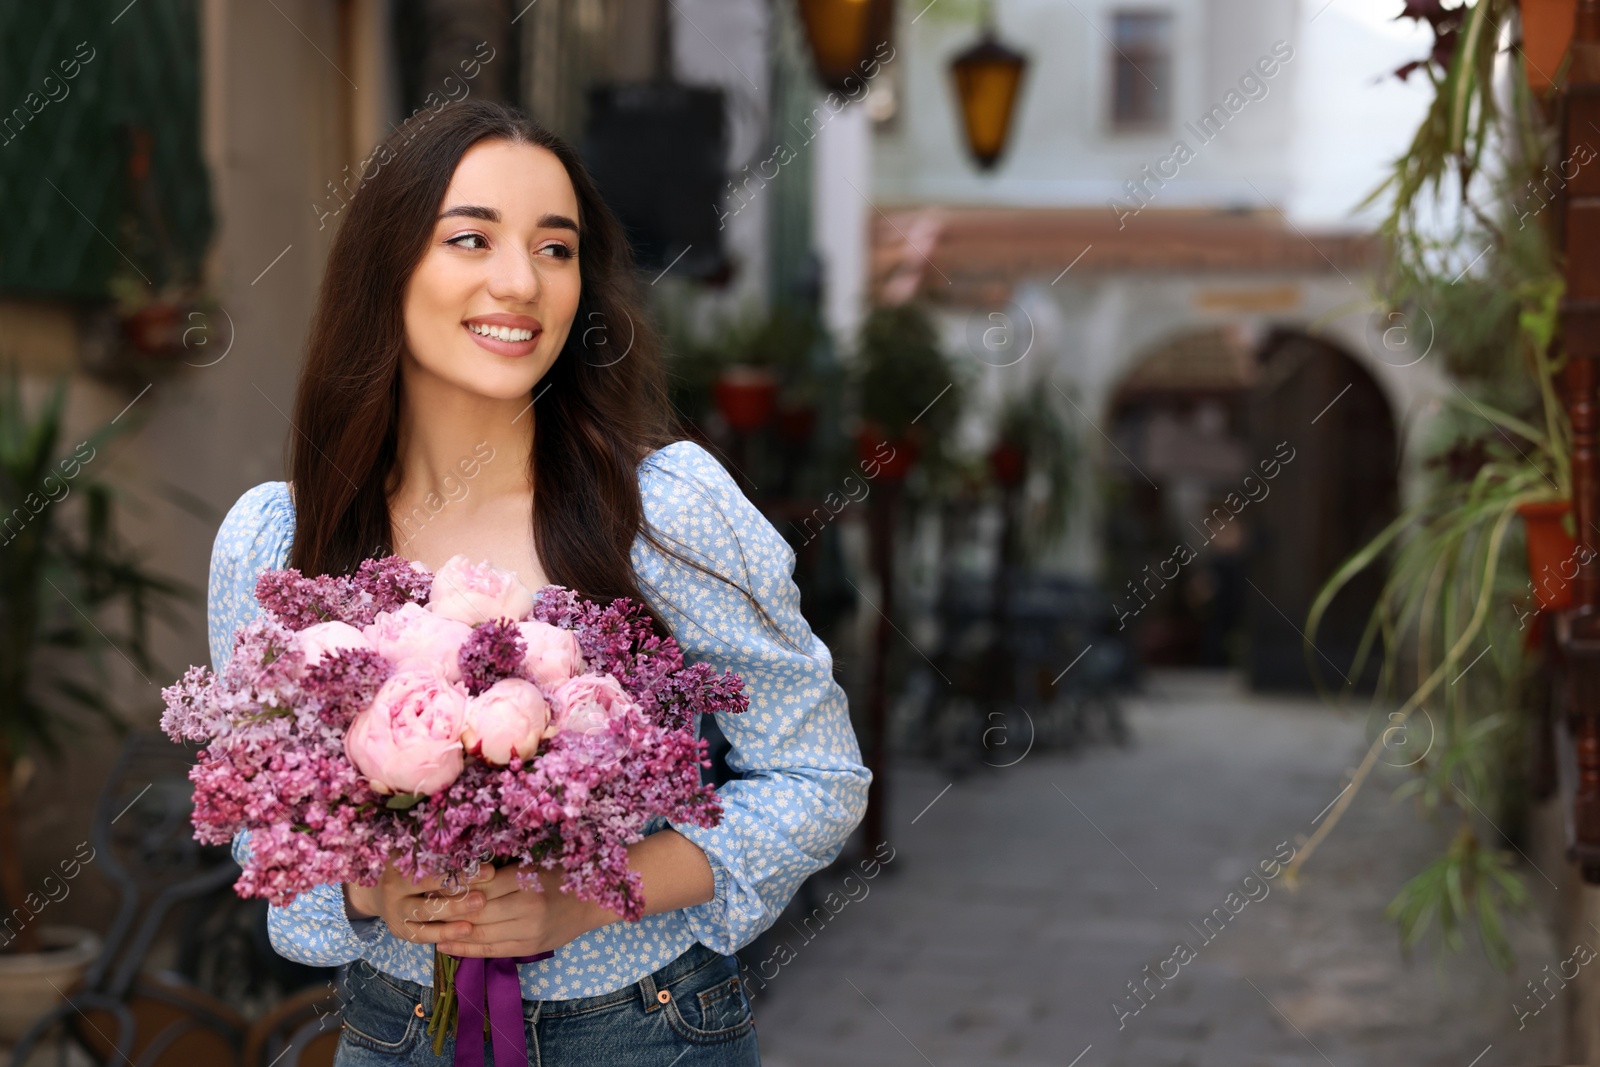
[331,941,760,1066]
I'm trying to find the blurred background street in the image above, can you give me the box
[755,671,1565,1066]
[6,0,1600,1063]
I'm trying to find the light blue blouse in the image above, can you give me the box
[207,440,870,1000]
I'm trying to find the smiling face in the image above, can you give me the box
[401,138,582,402]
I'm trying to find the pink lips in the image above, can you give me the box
[463,313,542,357]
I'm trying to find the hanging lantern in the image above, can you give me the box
[949,28,1028,170]
[796,0,894,94]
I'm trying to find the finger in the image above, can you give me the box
[409,868,497,900]
[441,916,549,945]
[480,867,546,900]
[413,891,488,922]
[389,917,478,944]
[405,926,477,945]
[438,939,548,958]
[464,894,546,926]
[388,869,453,894]
[394,891,481,927]
[399,878,482,906]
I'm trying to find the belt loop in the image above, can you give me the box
[638,970,660,1013]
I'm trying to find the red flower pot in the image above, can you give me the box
[1521,0,1577,94]
[989,440,1026,488]
[775,404,818,445]
[857,426,919,480]
[712,366,778,433]
[1519,500,1577,611]
[124,302,181,354]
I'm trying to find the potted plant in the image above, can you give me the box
[851,302,964,483]
[989,384,1079,561]
[1518,499,1576,609]
[759,307,825,446]
[983,385,1080,696]
[714,305,824,434]
[1521,0,1577,92]
[0,367,191,1039]
[109,272,197,358]
[662,303,822,437]
[988,440,1025,487]
[107,123,212,364]
[711,365,779,433]
[1287,0,1567,969]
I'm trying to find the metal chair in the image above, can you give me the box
[913,571,1133,766]
[7,732,247,1066]
[241,984,342,1067]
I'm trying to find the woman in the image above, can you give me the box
[206,100,870,1065]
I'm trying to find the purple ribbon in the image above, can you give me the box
[450,949,554,1067]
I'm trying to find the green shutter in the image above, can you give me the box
[0,0,212,300]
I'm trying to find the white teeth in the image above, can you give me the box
[468,323,534,342]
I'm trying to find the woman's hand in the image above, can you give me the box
[428,864,610,958]
[347,830,714,957]
[343,864,496,946]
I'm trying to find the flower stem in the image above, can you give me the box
[428,948,459,1055]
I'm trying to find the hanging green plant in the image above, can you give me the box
[990,384,1080,562]
[0,365,193,956]
[1288,0,1568,970]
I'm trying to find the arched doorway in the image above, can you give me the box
[1246,329,1397,691]
[1104,327,1397,689]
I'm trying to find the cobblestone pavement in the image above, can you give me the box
[750,671,1567,1067]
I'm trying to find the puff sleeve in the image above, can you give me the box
[206,482,294,672]
[633,441,872,955]
[208,482,382,966]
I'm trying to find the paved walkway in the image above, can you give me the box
[751,671,1565,1067]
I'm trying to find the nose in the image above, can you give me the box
[485,243,542,305]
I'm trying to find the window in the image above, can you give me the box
[1110,10,1171,130]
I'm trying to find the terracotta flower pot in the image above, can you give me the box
[123,302,182,354]
[989,440,1026,488]
[712,366,778,433]
[1522,0,1577,93]
[775,404,818,445]
[0,925,101,1043]
[1519,499,1577,611]
[857,425,919,480]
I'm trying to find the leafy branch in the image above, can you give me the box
[1286,0,1567,968]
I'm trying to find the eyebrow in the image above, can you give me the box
[438,205,579,233]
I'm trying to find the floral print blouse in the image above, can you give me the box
[208,440,870,999]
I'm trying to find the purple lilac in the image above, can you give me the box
[167,559,742,916]
[457,619,527,696]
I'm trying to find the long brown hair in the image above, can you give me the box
[288,100,793,648]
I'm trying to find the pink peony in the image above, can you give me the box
[462,678,550,765]
[363,602,472,682]
[547,672,636,739]
[344,669,468,795]
[427,555,535,626]
[290,621,374,672]
[516,620,585,689]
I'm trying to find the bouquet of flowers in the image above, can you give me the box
[161,553,746,1057]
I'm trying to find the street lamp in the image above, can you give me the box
[795,0,894,94]
[949,24,1028,169]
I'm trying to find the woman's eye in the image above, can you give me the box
[446,233,488,250]
[538,243,576,260]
